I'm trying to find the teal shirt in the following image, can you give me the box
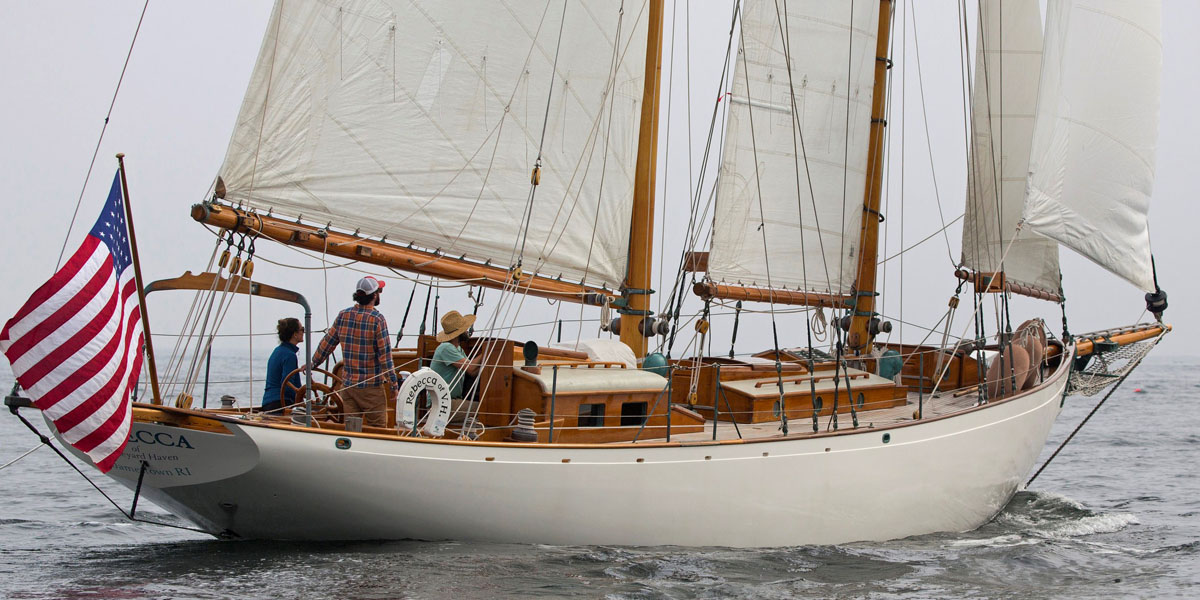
[431,341,467,398]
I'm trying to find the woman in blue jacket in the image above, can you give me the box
[262,317,304,413]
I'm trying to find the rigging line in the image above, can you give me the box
[516,0,570,265]
[166,242,238,400]
[7,406,208,535]
[537,0,634,285]
[924,227,1026,398]
[662,0,738,319]
[0,444,42,472]
[877,0,901,339]
[965,0,1007,280]
[658,0,679,318]
[877,213,964,265]
[1028,329,1168,486]
[773,0,831,301]
[367,1,553,249]
[682,0,696,309]
[774,0,822,428]
[837,0,857,291]
[573,1,629,341]
[56,0,150,271]
[245,0,285,204]
[956,0,983,270]
[737,18,789,435]
[906,2,958,266]
[161,235,222,397]
[985,0,1007,275]
[183,264,245,398]
[898,0,907,346]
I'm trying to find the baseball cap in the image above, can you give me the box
[356,276,386,294]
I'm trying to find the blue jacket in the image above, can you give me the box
[262,342,301,410]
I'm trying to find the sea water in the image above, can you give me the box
[0,354,1196,599]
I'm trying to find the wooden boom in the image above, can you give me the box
[191,203,612,305]
[693,281,851,309]
[954,269,1064,303]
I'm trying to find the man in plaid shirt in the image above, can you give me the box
[309,276,398,427]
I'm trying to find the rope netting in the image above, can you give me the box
[1068,334,1161,397]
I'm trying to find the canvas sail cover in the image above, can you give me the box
[1024,0,1161,293]
[217,1,649,290]
[707,0,879,296]
[961,0,1061,294]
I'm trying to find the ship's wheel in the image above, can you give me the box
[282,366,345,423]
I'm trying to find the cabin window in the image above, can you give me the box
[578,403,605,428]
[620,401,648,426]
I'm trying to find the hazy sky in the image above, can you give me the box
[1,0,1195,396]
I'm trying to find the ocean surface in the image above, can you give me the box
[0,354,1197,599]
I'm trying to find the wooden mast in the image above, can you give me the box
[847,0,894,353]
[619,0,664,360]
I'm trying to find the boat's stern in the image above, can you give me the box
[56,404,260,536]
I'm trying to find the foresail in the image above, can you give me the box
[707,1,879,296]
[218,1,649,290]
[1024,0,1161,293]
[961,0,1061,295]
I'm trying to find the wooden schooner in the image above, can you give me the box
[5,0,1173,546]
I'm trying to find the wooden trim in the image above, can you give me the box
[751,372,869,388]
[191,203,613,305]
[146,271,309,309]
[693,281,851,308]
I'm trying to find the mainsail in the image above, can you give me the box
[217,1,649,290]
[1024,0,1162,293]
[707,1,880,296]
[961,0,1061,295]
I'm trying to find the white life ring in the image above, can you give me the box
[398,368,452,437]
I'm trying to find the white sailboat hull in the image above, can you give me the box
[83,356,1069,547]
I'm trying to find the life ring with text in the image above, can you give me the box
[398,368,452,437]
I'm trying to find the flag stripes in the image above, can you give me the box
[1,173,144,472]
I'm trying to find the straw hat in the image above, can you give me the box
[437,310,476,342]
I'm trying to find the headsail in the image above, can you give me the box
[961,0,1061,295]
[217,1,649,290]
[1024,0,1162,292]
[706,1,880,296]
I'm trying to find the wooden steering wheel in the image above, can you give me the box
[282,366,345,423]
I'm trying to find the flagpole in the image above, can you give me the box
[116,153,162,405]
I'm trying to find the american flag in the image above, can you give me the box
[1,172,144,472]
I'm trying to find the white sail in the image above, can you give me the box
[961,0,1061,294]
[707,1,879,295]
[217,1,649,290]
[1024,0,1161,293]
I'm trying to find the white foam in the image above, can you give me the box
[949,534,1041,549]
[1045,512,1139,538]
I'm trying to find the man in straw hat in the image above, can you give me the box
[308,276,398,427]
[431,310,484,403]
